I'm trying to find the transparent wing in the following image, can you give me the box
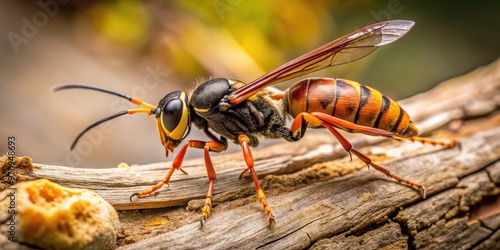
[226,20,414,106]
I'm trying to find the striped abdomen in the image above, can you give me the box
[284,77,418,136]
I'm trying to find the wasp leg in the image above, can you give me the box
[238,134,275,225]
[130,140,202,201]
[290,112,429,198]
[393,135,460,149]
[130,140,226,224]
[199,141,226,226]
[308,112,459,149]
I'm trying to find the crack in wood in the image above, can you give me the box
[256,215,328,249]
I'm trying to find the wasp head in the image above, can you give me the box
[156,91,191,156]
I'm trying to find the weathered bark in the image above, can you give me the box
[2,59,500,249]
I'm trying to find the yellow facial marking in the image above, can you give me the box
[160,92,189,141]
[194,107,210,113]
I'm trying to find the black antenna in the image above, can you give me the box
[53,84,133,101]
[54,84,153,150]
[69,111,128,150]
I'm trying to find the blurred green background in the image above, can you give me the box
[1,0,499,167]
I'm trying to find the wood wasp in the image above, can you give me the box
[55,20,459,226]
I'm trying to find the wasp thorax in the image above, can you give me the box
[190,78,231,113]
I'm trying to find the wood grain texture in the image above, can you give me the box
[114,125,499,250]
[2,59,500,249]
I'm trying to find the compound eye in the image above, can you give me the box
[162,99,183,132]
[160,94,190,141]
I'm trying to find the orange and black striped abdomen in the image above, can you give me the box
[284,78,418,136]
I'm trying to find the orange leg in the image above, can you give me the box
[200,141,226,225]
[238,134,275,225]
[290,112,461,199]
[393,134,459,149]
[130,140,226,225]
[310,112,459,149]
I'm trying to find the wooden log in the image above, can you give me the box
[2,58,500,249]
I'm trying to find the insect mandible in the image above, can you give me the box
[55,20,459,226]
